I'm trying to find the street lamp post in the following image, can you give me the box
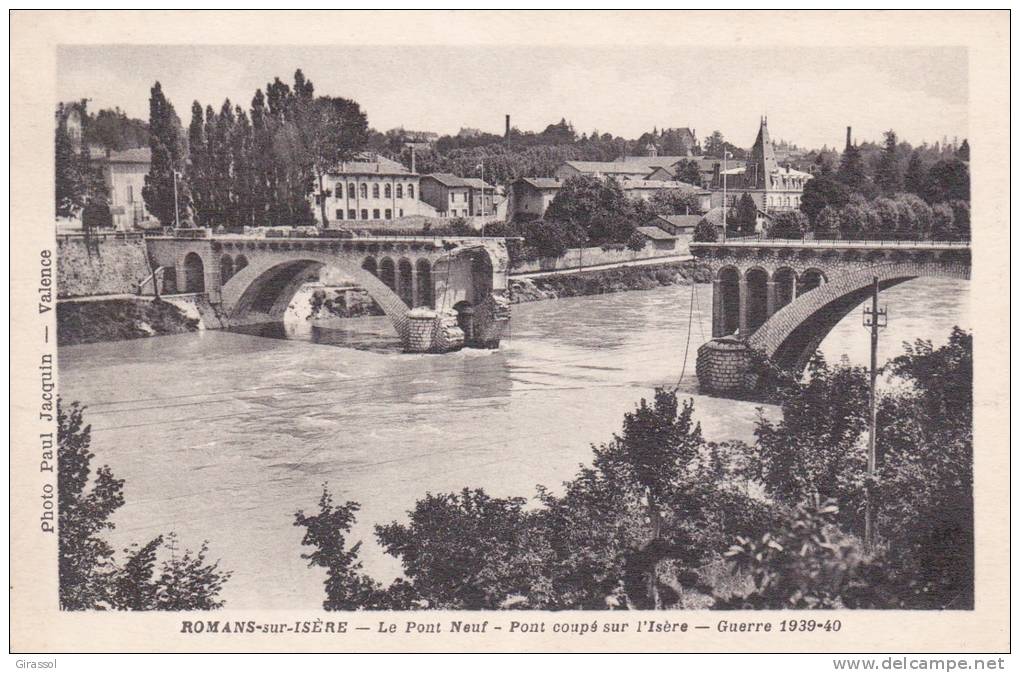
[173,170,181,230]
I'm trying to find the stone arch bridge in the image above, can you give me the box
[145,233,512,351]
[689,238,971,394]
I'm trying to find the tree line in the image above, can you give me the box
[791,130,971,241]
[58,327,972,610]
[143,71,369,230]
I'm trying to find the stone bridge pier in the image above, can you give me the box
[145,233,512,353]
[689,239,971,396]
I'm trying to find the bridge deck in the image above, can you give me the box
[690,237,969,251]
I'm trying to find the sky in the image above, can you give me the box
[57,45,968,150]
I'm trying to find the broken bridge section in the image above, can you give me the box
[145,232,511,352]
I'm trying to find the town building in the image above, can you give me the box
[312,154,424,227]
[620,180,711,212]
[554,160,657,182]
[708,117,811,215]
[507,175,709,222]
[96,148,157,231]
[634,225,679,253]
[419,173,496,218]
[507,177,562,222]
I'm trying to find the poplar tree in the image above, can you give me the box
[142,82,190,227]
[55,104,84,218]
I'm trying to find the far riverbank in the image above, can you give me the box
[509,260,710,304]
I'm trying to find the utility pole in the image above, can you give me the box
[863,276,887,549]
[721,150,731,241]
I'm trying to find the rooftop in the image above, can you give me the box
[635,225,677,241]
[93,147,152,164]
[562,160,655,174]
[461,177,495,190]
[621,179,705,192]
[329,154,414,176]
[515,177,562,190]
[657,214,703,229]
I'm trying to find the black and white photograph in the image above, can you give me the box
[9,9,1009,659]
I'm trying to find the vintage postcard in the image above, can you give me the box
[9,10,1010,655]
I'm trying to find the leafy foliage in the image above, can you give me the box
[800,176,851,225]
[649,188,704,216]
[693,218,719,242]
[58,399,230,610]
[294,486,387,610]
[375,489,548,609]
[767,211,808,239]
[716,498,899,609]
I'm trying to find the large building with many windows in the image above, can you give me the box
[312,154,425,227]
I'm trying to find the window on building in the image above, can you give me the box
[335,183,343,198]
[360,183,368,198]
[127,185,134,204]
[361,209,368,220]
[372,184,380,198]
[349,209,357,220]
[398,208,404,217]
[336,209,344,220]
[396,184,403,199]
[384,184,391,198]
[348,182,356,197]
[373,209,380,219]
[408,185,415,199]
[385,209,392,219]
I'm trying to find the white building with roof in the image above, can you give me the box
[312,154,426,227]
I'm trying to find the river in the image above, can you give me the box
[58,278,969,609]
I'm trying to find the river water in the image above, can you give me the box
[58,279,969,609]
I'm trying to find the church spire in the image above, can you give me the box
[746,115,778,189]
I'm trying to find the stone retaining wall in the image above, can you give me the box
[510,243,683,275]
[57,236,152,298]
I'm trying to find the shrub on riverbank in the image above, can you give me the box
[56,297,199,346]
[294,328,973,611]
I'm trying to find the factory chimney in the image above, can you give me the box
[410,146,416,174]
[845,126,853,152]
[505,114,511,141]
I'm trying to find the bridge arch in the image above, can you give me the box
[235,254,248,273]
[715,266,741,337]
[397,258,414,307]
[379,257,396,291]
[361,256,377,276]
[745,266,769,332]
[416,259,433,308]
[748,261,970,374]
[220,255,235,284]
[219,252,415,339]
[797,267,827,296]
[183,252,205,293]
[773,266,797,311]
